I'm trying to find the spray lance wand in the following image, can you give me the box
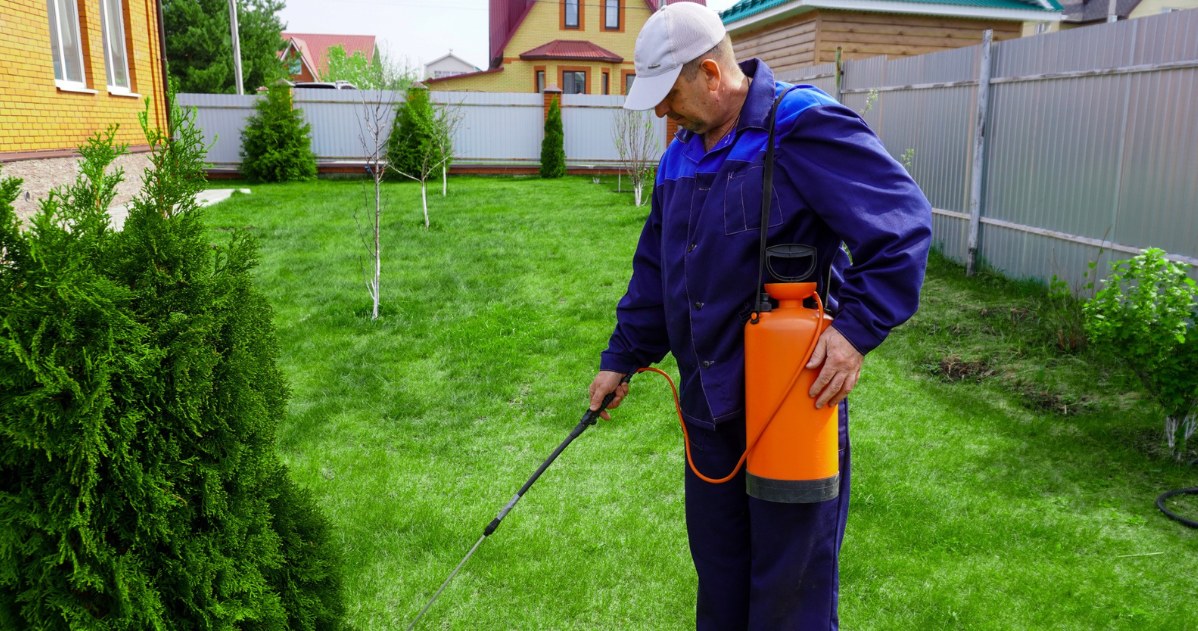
[406,371,635,630]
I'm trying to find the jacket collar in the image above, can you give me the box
[736,58,777,132]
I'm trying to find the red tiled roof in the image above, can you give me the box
[279,33,377,76]
[519,40,623,63]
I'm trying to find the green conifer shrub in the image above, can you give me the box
[385,85,437,181]
[0,103,345,629]
[540,98,567,178]
[240,82,318,182]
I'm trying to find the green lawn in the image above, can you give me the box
[201,176,1197,630]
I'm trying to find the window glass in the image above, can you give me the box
[536,70,545,93]
[624,73,636,95]
[563,71,586,94]
[48,0,85,84]
[565,0,579,28]
[605,0,619,29]
[602,72,609,95]
[101,0,131,90]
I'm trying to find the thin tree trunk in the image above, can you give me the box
[373,174,382,320]
[421,180,429,228]
[634,181,643,207]
[442,165,447,197]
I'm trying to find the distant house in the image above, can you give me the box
[279,32,379,83]
[427,0,707,95]
[1037,0,1198,33]
[720,0,1061,77]
[425,52,481,80]
[0,0,171,221]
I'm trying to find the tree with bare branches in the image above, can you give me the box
[612,109,659,207]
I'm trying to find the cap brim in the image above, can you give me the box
[622,66,682,111]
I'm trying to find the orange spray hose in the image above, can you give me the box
[636,292,828,484]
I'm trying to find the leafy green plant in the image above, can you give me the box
[0,102,345,628]
[240,81,318,183]
[1084,248,1198,460]
[540,98,566,179]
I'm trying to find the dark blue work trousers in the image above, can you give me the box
[683,400,850,630]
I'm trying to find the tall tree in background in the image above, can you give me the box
[163,0,286,94]
[321,45,415,91]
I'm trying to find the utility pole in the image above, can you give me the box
[1107,0,1118,23]
[228,0,245,94]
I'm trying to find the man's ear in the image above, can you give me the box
[701,58,722,90]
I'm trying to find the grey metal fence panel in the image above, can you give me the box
[431,91,544,166]
[778,9,1198,289]
[177,93,257,169]
[777,62,838,96]
[294,88,402,163]
[560,93,667,166]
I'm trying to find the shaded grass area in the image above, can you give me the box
[203,177,1196,630]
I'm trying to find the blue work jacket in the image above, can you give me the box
[601,59,932,429]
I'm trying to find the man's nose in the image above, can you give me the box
[654,101,670,119]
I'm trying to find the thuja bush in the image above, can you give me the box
[241,82,318,182]
[0,104,345,629]
[540,98,566,179]
[1084,248,1198,461]
[385,84,437,181]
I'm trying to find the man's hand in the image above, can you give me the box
[588,370,631,420]
[806,326,863,409]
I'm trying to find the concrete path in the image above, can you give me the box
[108,188,250,231]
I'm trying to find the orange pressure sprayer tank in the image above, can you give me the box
[744,282,839,503]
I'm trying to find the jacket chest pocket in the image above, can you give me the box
[723,164,784,235]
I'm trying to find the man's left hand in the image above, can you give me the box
[805,326,864,409]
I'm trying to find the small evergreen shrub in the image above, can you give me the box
[1,103,345,628]
[540,98,566,179]
[386,84,437,181]
[240,82,318,182]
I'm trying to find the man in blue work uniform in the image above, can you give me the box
[586,3,932,629]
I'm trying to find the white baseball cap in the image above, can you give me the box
[623,2,727,111]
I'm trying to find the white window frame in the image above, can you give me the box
[100,0,133,94]
[47,0,90,91]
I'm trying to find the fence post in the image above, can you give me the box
[835,46,844,103]
[966,30,993,276]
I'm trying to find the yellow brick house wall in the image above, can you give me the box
[0,0,169,157]
[432,0,657,94]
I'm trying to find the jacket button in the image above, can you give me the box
[702,360,714,368]
[693,301,704,309]
[688,243,697,253]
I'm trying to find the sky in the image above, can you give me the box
[277,0,742,73]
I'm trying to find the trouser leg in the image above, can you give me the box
[684,400,851,631]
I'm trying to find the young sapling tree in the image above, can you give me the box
[386,84,449,228]
[612,109,658,207]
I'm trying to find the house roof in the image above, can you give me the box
[1058,0,1141,22]
[279,33,378,76]
[487,0,706,69]
[424,66,505,85]
[519,40,624,62]
[721,0,1061,24]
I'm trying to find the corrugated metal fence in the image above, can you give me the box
[177,89,666,172]
[780,10,1198,288]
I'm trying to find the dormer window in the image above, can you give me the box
[563,0,581,30]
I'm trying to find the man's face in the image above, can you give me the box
[653,64,718,135]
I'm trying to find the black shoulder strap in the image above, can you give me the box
[750,87,798,323]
